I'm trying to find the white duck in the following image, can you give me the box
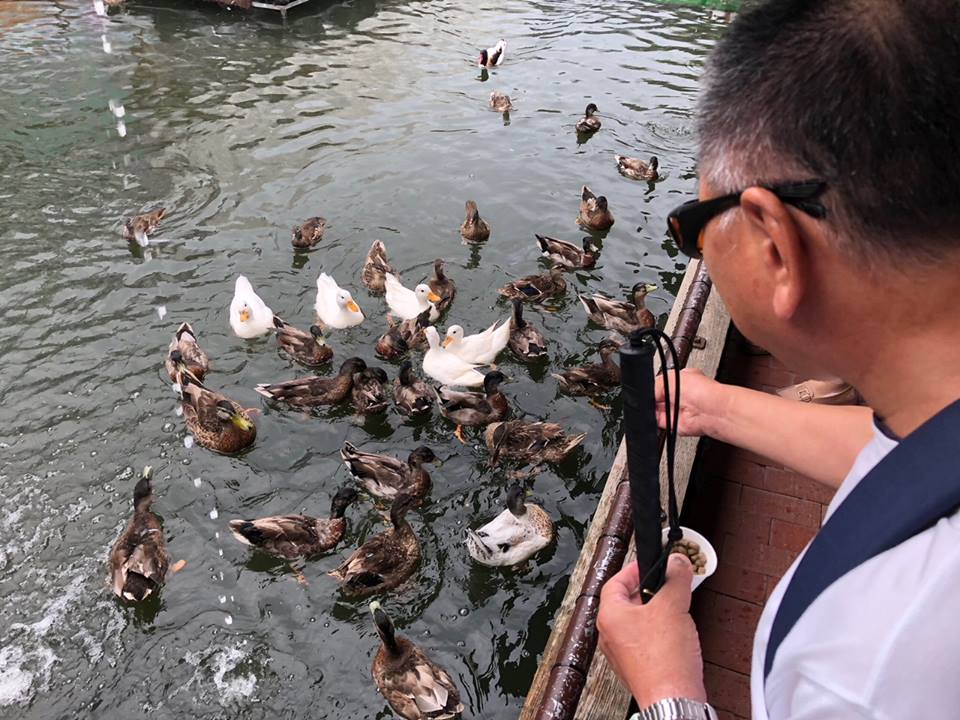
[478,39,506,68]
[465,485,554,567]
[385,273,441,322]
[422,326,486,387]
[230,275,275,338]
[443,320,511,365]
[315,273,364,329]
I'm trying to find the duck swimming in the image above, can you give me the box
[385,273,442,322]
[292,216,326,249]
[575,103,601,134]
[422,327,486,387]
[427,259,456,316]
[341,443,438,502]
[443,320,511,365]
[369,601,464,720]
[255,357,367,408]
[393,360,433,416]
[109,467,170,602]
[228,486,359,559]
[478,39,506,67]
[376,309,430,360]
[460,200,491,243]
[535,234,600,270]
[552,339,622,396]
[489,91,513,112]
[178,373,256,454]
[579,282,657,334]
[615,154,659,182]
[485,420,586,465]
[352,366,390,415]
[315,273,364,329]
[122,207,165,246]
[465,484,554,567]
[435,371,509,443]
[329,493,421,598]
[578,185,614,231]
[508,300,548,360]
[273,317,333,368]
[361,240,395,294]
[230,275,275,338]
[498,267,567,303]
[165,322,209,383]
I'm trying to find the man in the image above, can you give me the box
[597,1,960,719]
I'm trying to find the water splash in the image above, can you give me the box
[92,0,107,16]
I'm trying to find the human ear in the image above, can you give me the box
[740,187,808,320]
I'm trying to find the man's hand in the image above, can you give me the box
[597,554,707,708]
[655,368,730,438]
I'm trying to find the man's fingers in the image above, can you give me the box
[601,561,642,603]
[650,553,694,612]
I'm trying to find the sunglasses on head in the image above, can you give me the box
[666,180,829,260]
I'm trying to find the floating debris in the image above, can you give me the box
[184,435,194,449]
[116,120,126,138]
[156,306,167,320]
[224,614,233,626]
[209,508,218,520]
[93,0,106,16]
[101,35,112,54]
[193,477,201,488]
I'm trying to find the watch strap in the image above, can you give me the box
[633,697,718,720]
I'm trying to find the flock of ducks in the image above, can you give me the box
[109,36,662,719]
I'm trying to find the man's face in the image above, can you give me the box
[697,180,792,366]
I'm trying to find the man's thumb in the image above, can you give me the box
[656,552,694,611]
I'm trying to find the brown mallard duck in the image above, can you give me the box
[465,484,554,567]
[122,207,165,246]
[579,283,657,334]
[352,366,390,414]
[552,339,622,396]
[376,310,430,360]
[165,322,209,383]
[498,266,567,302]
[341,443,438,502]
[109,467,170,603]
[394,361,433,416]
[485,420,586,465]
[535,234,600,270]
[460,200,490,243]
[577,186,614,231]
[508,299,548,360]
[273,317,333,368]
[427,259,456,316]
[362,240,396,294]
[179,374,256,454]
[329,493,421,598]
[575,103,601,134]
[615,154,659,182]
[489,91,513,112]
[255,357,366,407]
[435,371,508,443]
[292,216,326,249]
[228,486,359,559]
[369,601,464,720]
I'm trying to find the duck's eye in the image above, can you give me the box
[497,543,512,554]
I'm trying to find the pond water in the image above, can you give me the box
[0,1,729,717]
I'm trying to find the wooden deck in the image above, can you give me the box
[523,264,835,719]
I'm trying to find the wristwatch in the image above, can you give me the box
[631,697,719,720]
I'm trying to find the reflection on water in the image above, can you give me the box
[0,0,725,716]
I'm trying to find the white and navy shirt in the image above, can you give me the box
[751,421,960,719]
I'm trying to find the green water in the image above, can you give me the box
[0,1,727,716]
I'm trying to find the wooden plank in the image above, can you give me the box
[573,285,731,720]
[521,260,707,720]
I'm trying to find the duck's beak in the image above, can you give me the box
[427,291,442,303]
[239,308,251,322]
[442,336,454,348]
[231,413,254,432]
[347,300,361,314]
[644,283,658,293]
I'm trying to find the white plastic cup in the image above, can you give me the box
[661,525,718,591]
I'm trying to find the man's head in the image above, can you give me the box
[694,0,960,379]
